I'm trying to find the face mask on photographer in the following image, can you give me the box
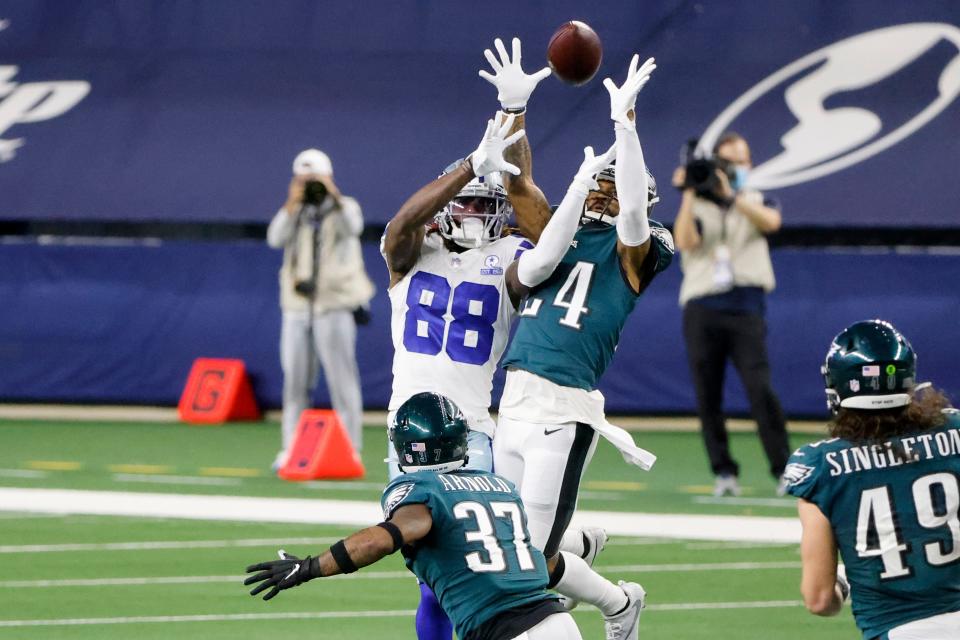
[714,136,752,192]
[730,165,750,192]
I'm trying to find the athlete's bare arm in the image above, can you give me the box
[384,112,526,288]
[798,498,844,617]
[503,112,551,244]
[244,503,434,601]
[383,160,476,287]
[314,503,433,577]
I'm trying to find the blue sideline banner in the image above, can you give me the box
[0,2,958,226]
[1,239,956,416]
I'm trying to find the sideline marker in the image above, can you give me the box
[278,409,364,480]
[177,358,260,424]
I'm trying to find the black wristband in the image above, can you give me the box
[377,521,404,553]
[329,540,359,574]
[502,107,526,115]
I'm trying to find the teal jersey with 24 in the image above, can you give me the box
[785,410,960,639]
[381,469,554,640]
[502,221,674,390]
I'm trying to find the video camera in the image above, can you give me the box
[680,138,737,206]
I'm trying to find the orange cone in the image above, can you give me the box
[278,409,365,480]
[178,358,260,424]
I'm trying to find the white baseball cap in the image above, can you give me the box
[293,148,332,176]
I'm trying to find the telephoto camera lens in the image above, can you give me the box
[303,180,328,205]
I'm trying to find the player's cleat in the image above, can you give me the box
[603,580,646,640]
[713,474,741,497]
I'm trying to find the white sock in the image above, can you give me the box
[559,527,586,557]
[553,551,627,616]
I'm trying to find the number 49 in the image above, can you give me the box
[856,472,960,579]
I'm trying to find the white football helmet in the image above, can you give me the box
[435,160,512,249]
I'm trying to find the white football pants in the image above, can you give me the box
[493,416,599,557]
[509,612,582,640]
[280,309,363,454]
[888,610,960,639]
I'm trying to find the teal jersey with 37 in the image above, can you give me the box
[380,469,554,640]
[785,410,960,639]
[502,221,674,391]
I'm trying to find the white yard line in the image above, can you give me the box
[0,561,800,588]
[0,535,679,554]
[0,487,802,543]
[693,496,797,508]
[0,469,47,479]
[0,610,416,627]
[0,600,804,627]
[0,537,344,554]
[686,541,797,550]
[601,561,800,573]
[302,480,389,491]
[647,600,802,611]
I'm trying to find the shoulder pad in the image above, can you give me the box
[649,221,675,254]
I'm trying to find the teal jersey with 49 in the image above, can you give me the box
[785,410,960,639]
[502,221,674,391]
[381,469,554,640]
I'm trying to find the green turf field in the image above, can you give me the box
[0,419,858,639]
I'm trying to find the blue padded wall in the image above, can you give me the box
[2,239,956,417]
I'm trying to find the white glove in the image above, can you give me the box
[569,143,619,197]
[835,565,850,604]
[478,37,551,110]
[602,55,656,130]
[469,111,525,176]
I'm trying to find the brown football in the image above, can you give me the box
[547,21,603,86]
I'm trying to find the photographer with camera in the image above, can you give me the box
[267,148,375,470]
[672,132,791,497]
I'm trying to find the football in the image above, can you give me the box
[547,21,603,85]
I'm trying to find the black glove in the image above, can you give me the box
[244,550,319,601]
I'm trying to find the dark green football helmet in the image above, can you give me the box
[390,392,469,473]
[822,319,916,413]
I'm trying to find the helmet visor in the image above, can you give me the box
[450,196,498,217]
